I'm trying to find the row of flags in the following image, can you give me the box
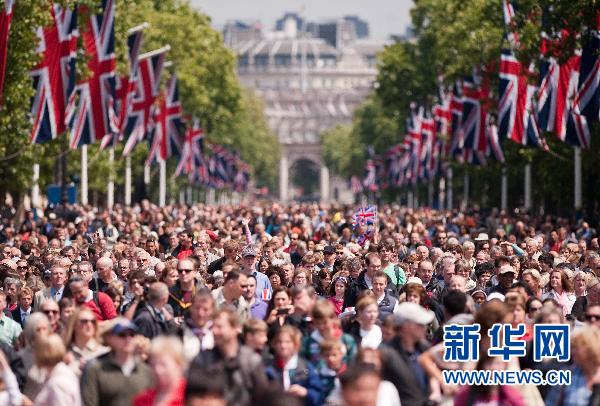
[1,1,250,192]
[354,2,599,193]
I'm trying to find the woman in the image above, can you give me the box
[521,269,542,298]
[160,265,179,288]
[64,308,109,376]
[133,336,186,406]
[573,270,588,298]
[314,268,331,297]
[328,276,348,316]
[525,297,543,323]
[104,286,123,314]
[505,295,532,341]
[34,334,81,406]
[259,258,270,274]
[545,327,600,405]
[345,296,382,349]
[541,269,576,317]
[404,283,428,305]
[267,270,282,289]
[266,287,294,327]
[266,326,323,406]
[19,313,51,400]
[3,278,21,312]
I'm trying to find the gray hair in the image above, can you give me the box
[3,277,22,290]
[23,312,51,345]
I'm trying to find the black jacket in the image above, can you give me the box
[343,270,396,309]
[10,307,29,328]
[380,336,431,406]
[133,303,177,339]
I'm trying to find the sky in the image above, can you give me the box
[189,0,413,40]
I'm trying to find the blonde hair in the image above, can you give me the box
[150,336,185,368]
[35,334,66,368]
[356,296,378,314]
[572,327,600,375]
[64,307,99,347]
[274,325,302,348]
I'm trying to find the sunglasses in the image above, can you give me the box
[43,310,59,315]
[79,319,96,325]
[117,331,136,338]
[178,268,194,274]
[585,314,600,321]
[529,307,542,312]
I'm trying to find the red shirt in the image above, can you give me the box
[176,248,193,260]
[81,291,117,321]
[133,378,186,406]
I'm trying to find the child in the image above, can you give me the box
[266,326,323,406]
[242,318,271,363]
[317,339,347,405]
[301,300,357,366]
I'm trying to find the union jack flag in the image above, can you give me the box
[498,49,544,147]
[175,118,203,178]
[234,161,251,192]
[352,205,377,228]
[68,0,116,149]
[101,23,146,149]
[30,4,78,144]
[461,75,490,153]
[447,85,464,160]
[146,74,183,165]
[0,0,15,106]
[122,47,168,156]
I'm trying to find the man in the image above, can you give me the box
[171,230,194,260]
[180,291,215,362]
[133,282,177,339]
[432,256,456,302]
[207,240,238,274]
[380,302,433,406]
[33,264,67,310]
[345,253,394,308]
[372,270,398,321]
[277,285,317,337]
[81,318,153,406]
[169,258,202,317]
[90,257,116,292]
[434,231,448,248]
[524,237,541,260]
[380,241,406,290]
[11,286,33,328]
[212,270,249,323]
[243,275,268,320]
[70,276,117,321]
[417,259,438,293]
[584,304,600,327]
[116,258,131,284]
[290,240,307,267]
[572,277,600,321]
[318,245,337,273]
[0,291,21,346]
[239,245,272,301]
[188,309,269,405]
[341,364,385,406]
[487,264,515,296]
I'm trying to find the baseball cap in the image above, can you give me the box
[394,302,435,326]
[499,265,516,275]
[241,245,257,258]
[323,245,336,255]
[104,317,137,336]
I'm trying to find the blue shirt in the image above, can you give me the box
[249,300,268,320]
[253,270,272,301]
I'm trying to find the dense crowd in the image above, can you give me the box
[0,201,599,406]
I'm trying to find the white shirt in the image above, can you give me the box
[360,325,383,349]
[282,354,299,390]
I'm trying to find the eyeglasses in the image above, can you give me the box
[529,306,542,312]
[585,314,600,321]
[178,268,194,274]
[43,310,59,315]
[79,319,96,325]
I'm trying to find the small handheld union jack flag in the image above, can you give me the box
[352,205,377,228]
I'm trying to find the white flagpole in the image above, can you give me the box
[159,159,166,206]
[125,156,132,206]
[32,164,40,209]
[107,148,114,209]
[574,147,582,210]
[81,146,88,205]
[447,167,453,210]
[524,163,532,210]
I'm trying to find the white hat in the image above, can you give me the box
[406,276,423,285]
[394,302,435,326]
[487,292,505,302]
[475,233,489,241]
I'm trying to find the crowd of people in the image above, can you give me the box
[0,200,599,406]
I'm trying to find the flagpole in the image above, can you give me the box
[524,163,531,211]
[125,156,131,206]
[574,147,582,211]
[159,159,166,206]
[144,164,150,199]
[32,163,40,209]
[81,145,88,205]
[501,166,508,211]
[107,147,114,210]
[447,167,453,210]
[438,176,445,210]
[462,170,469,210]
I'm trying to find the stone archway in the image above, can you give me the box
[279,144,330,203]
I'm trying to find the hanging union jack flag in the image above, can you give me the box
[352,205,377,228]
[175,118,204,179]
[30,4,78,144]
[122,47,168,156]
[0,0,15,106]
[498,49,544,147]
[146,74,183,164]
[101,23,146,149]
[69,0,116,149]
